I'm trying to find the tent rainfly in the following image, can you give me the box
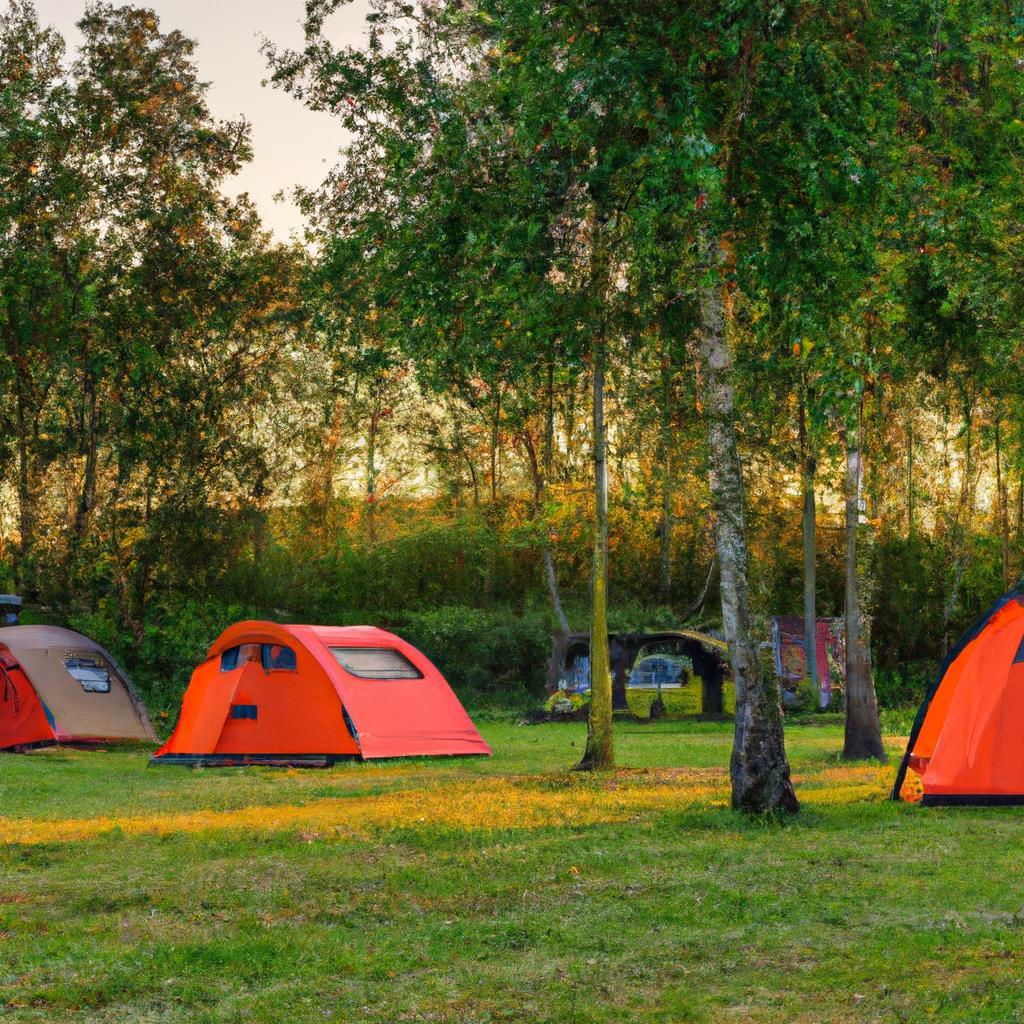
[894,583,1024,805]
[152,621,491,766]
[0,625,156,750]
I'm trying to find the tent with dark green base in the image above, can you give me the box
[894,583,1024,805]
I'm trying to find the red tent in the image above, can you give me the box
[152,621,491,765]
[894,583,1024,804]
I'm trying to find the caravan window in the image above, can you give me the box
[330,647,422,680]
[64,654,112,693]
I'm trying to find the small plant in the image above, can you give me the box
[544,688,588,718]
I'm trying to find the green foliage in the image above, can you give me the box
[4,0,1024,751]
[395,605,550,706]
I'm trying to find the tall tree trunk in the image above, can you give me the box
[798,372,819,703]
[14,390,37,594]
[658,347,674,605]
[906,410,915,539]
[312,399,345,537]
[942,393,977,646]
[578,326,613,771]
[1016,422,1024,543]
[698,233,797,812]
[489,390,501,502]
[544,548,570,635]
[74,373,100,542]
[543,358,570,635]
[996,417,1009,587]
[520,417,571,636]
[1017,477,1023,545]
[365,404,379,545]
[841,405,886,761]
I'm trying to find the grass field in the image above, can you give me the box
[1,720,1022,1023]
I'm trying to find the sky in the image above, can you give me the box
[35,0,369,241]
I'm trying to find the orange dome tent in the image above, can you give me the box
[0,625,156,751]
[152,622,491,766]
[893,584,1024,805]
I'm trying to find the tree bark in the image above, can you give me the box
[14,388,38,594]
[658,346,674,605]
[365,403,379,545]
[521,418,571,637]
[798,374,820,703]
[906,410,915,539]
[489,390,501,502]
[578,325,614,771]
[74,372,100,542]
[543,357,570,634]
[841,406,886,761]
[996,417,1009,587]
[942,391,978,647]
[1017,478,1023,544]
[697,233,797,812]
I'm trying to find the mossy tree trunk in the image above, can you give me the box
[841,404,886,761]
[543,355,570,635]
[578,325,613,771]
[698,233,798,813]
[798,373,820,703]
[658,341,674,606]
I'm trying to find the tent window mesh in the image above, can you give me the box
[330,647,422,680]
[221,644,261,672]
[64,654,111,693]
[263,645,296,672]
[221,643,297,673]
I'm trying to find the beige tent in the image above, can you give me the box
[0,625,155,749]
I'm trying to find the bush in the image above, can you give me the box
[392,606,551,707]
[879,706,919,736]
[873,660,936,710]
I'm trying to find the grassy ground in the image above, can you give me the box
[1,720,1022,1023]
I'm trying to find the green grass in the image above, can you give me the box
[1,721,1022,1023]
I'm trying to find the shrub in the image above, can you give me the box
[392,606,551,707]
[873,660,936,710]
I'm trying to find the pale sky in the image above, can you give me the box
[35,0,369,241]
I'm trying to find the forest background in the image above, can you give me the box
[2,0,1019,742]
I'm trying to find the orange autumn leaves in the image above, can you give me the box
[0,763,896,846]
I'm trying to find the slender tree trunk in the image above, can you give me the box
[697,233,797,812]
[543,358,570,635]
[14,389,36,593]
[906,411,915,538]
[544,549,570,634]
[1017,477,1023,544]
[489,391,500,502]
[365,404,379,545]
[1016,422,1024,543]
[996,418,1009,587]
[565,383,575,478]
[658,348,674,605]
[74,374,100,541]
[578,325,613,771]
[943,394,977,646]
[798,374,819,702]
[841,405,886,761]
